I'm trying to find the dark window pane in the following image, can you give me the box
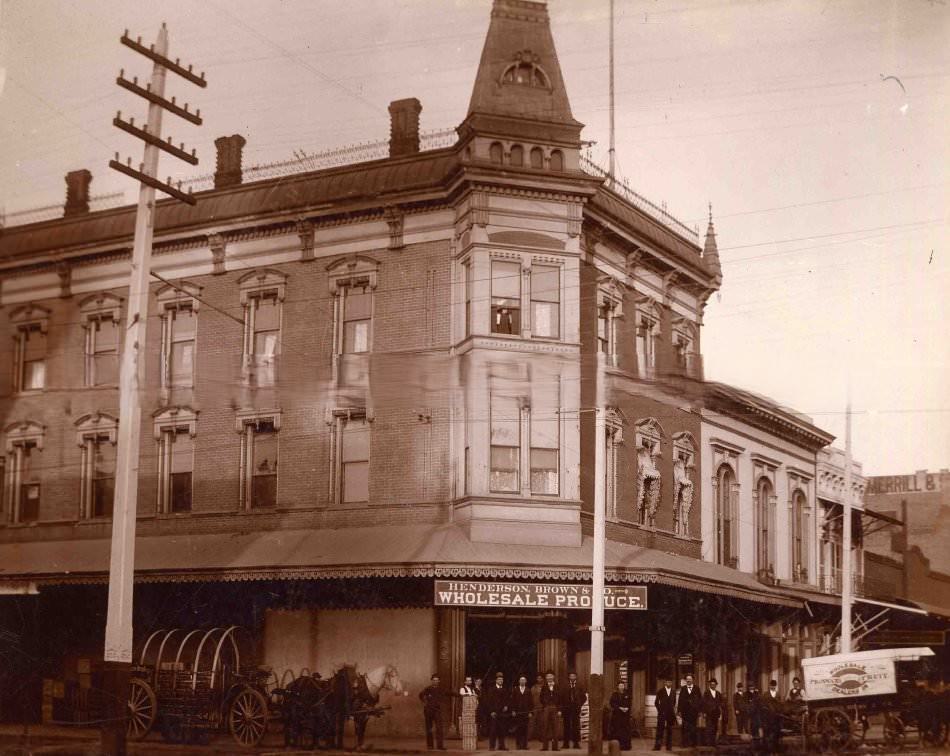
[93,477,114,518]
[490,142,503,164]
[510,145,523,166]
[550,150,564,172]
[251,474,277,508]
[20,483,40,522]
[530,147,543,168]
[170,472,192,512]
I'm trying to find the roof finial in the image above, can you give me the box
[708,201,713,226]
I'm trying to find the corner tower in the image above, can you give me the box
[458,0,584,171]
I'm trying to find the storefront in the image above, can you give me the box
[0,522,837,734]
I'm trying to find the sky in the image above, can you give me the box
[0,0,947,476]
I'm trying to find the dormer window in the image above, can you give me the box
[501,50,550,88]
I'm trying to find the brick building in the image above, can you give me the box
[0,0,862,737]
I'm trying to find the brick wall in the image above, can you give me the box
[0,238,455,541]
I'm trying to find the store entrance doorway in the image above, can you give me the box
[466,613,538,685]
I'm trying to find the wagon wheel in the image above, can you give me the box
[126,678,157,740]
[815,708,853,753]
[922,718,949,747]
[228,686,269,747]
[883,712,905,750]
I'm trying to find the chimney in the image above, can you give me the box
[64,169,92,216]
[214,134,247,189]
[388,98,422,157]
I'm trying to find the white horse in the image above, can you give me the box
[362,663,404,697]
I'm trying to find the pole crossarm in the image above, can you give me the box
[109,160,196,205]
[121,29,207,87]
[116,74,202,125]
[113,115,198,165]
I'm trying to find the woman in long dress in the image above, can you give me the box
[609,681,633,750]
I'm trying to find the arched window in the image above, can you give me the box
[529,147,543,169]
[715,464,738,566]
[792,489,811,582]
[501,51,550,89]
[549,150,564,172]
[510,144,524,167]
[489,142,503,164]
[755,477,775,573]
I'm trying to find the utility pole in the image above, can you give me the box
[102,25,203,756]
[589,370,607,754]
[607,0,616,182]
[841,398,853,653]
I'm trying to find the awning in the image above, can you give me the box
[0,524,807,608]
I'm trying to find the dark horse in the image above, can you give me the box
[330,663,403,750]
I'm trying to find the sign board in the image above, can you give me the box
[434,581,647,610]
[801,656,897,701]
[868,630,946,646]
[866,472,941,495]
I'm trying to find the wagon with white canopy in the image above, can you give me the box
[799,646,947,752]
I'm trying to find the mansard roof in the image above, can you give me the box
[463,0,582,141]
[0,149,460,264]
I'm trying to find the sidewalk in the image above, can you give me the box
[0,725,693,756]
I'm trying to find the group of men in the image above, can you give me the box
[419,670,585,751]
[420,670,808,752]
[653,675,806,752]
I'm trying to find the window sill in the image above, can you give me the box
[77,518,113,526]
[5,518,77,528]
[83,384,119,390]
[13,389,46,397]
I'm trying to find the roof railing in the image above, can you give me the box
[579,153,700,244]
[4,129,699,245]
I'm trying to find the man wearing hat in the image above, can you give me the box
[702,678,726,746]
[419,674,447,750]
[761,679,783,752]
[482,671,510,750]
[732,681,748,735]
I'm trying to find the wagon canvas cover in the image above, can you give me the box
[801,647,934,701]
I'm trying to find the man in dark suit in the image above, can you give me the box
[653,678,677,751]
[418,673,447,750]
[702,678,726,746]
[677,674,702,747]
[761,679,783,752]
[733,681,748,735]
[482,671,510,751]
[560,671,584,749]
[510,674,534,750]
[539,670,561,751]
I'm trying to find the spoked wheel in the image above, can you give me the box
[228,686,269,747]
[922,718,949,747]
[815,708,853,753]
[126,677,157,740]
[883,712,905,750]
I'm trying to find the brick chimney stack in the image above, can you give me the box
[388,98,422,157]
[214,134,247,189]
[64,169,92,217]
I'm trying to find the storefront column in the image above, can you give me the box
[537,636,567,680]
[437,607,465,732]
